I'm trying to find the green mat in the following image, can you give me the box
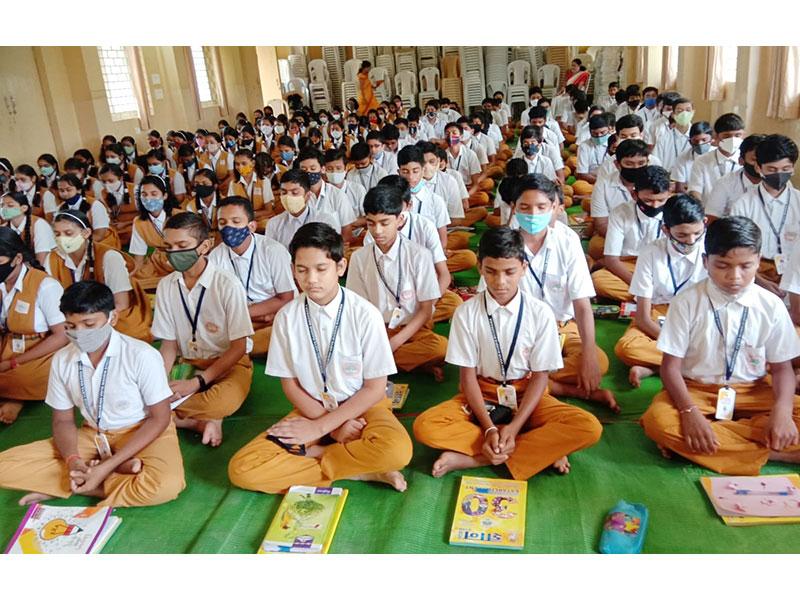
[1,221,799,553]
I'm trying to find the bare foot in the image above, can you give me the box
[0,401,24,425]
[432,451,490,478]
[591,389,620,413]
[549,381,621,413]
[18,492,54,506]
[201,420,223,447]
[629,366,656,388]
[552,456,571,474]
[115,458,142,475]
[657,445,673,459]
[350,470,408,492]
[432,365,445,383]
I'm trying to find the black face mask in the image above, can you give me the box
[637,200,664,218]
[627,99,641,109]
[620,166,644,185]
[763,171,793,191]
[194,184,215,198]
[0,260,15,284]
[743,163,760,180]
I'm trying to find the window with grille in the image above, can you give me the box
[191,46,217,106]
[97,46,140,121]
[721,46,738,83]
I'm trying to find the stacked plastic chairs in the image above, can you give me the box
[418,66,440,106]
[460,46,485,111]
[394,70,418,110]
[537,64,561,99]
[417,46,439,69]
[288,53,308,80]
[507,59,532,107]
[395,49,417,75]
[352,46,375,63]
[485,46,510,99]
[322,46,346,108]
[370,67,391,103]
[375,53,396,94]
[441,52,463,109]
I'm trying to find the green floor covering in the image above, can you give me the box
[1,221,799,553]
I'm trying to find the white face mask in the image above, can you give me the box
[461,129,471,141]
[261,125,273,137]
[15,180,33,193]
[66,316,115,353]
[274,125,286,135]
[327,171,346,185]
[718,137,743,155]
[56,233,87,255]
[104,181,122,194]
[422,162,437,180]
[331,129,342,140]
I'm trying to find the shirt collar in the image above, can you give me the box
[288,205,311,223]
[484,288,522,317]
[77,328,122,367]
[306,285,344,319]
[179,259,216,290]
[373,234,402,261]
[758,181,792,204]
[227,233,255,261]
[706,278,758,308]
[12,264,28,294]
[665,235,703,264]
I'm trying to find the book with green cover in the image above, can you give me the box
[258,486,348,553]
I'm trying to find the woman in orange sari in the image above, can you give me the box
[357,61,383,117]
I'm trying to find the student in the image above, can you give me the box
[413,227,602,478]
[175,144,200,196]
[98,164,138,246]
[146,148,187,203]
[422,100,447,143]
[575,114,611,185]
[615,195,708,387]
[56,173,118,249]
[152,212,253,447]
[593,114,655,183]
[265,169,341,249]
[129,175,181,290]
[457,117,488,167]
[47,210,152,342]
[419,141,482,228]
[688,113,746,205]
[0,281,185,507]
[0,191,56,266]
[297,147,357,244]
[346,186,448,381]
[227,150,275,225]
[641,216,800,474]
[575,105,604,145]
[598,81,619,112]
[324,147,367,233]
[615,85,642,119]
[672,121,714,193]
[37,154,60,191]
[588,139,650,261]
[469,113,499,168]
[444,122,486,207]
[652,97,694,173]
[517,107,566,180]
[0,158,13,195]
[781,241,800,331]
[488,159,528,229]
[199,132,234,190]
[12,164,57,220]
[730,134,800,294]
[103,142,143,186]
[517,126,557,181]
[208,196,295,356]
[375,126,400,175]
[706,135,765,220]
[183,168,221,244]
[66,155,103,200]
[436,145,481,222]
[635,86,660,126]
[347,142,388,191]
[228,222,412,493]
[592,166,672,302]
[0,228,68,425]
[646,92,682,148]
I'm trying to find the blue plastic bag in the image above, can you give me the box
[599,500,649,554]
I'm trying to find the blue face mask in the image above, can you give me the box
[644,97,657,109]
[280,151,294,162]
[516,210,553,235]
[593,134,610,146]
[410,180,425,194]
[693,142,711,155]
[220,225,251,248]
[148,164,165,176]
[226,139,237,149]
[306,172,322,185]
[142,197,164,213]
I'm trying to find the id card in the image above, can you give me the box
[94,433,113,460]
[388,307,403,329]
[11,336,24,354]
[320,391,338,411]
[774,254,785,275]
[496,385,518,410]
[715,386,736,421]
[187,340,199,355]
[657,315,667,328]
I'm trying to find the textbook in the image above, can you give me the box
[387,381,410,410]
[258,486,348,553]
[169,362,196,409]
[700,474,800,526]
[5,504,121,554]
[449,476,527,550]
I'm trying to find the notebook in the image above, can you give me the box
[5,504,121,554]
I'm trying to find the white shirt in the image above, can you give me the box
[206,149,234,173]
[169,171,187,197]
[364,211,446,264]
[729,183,800,260]
[605,202,664,257]
[705,170,760,218]
[346,163,387,191]
[373,151,398,176]
[446,145,481,186]
[658,279,800,384]
[9,216,56,255]
[265,204,342,249]
[446,167,469,205]
[45,330,173,431]
[522,153,557,181]
[615,104,635,120]
[590,171,633,219]
[335,179,367,218]
[446,289,563,380]
[653,127,691,174]
[45,247,132,295]
[410,184,451,229]
[208,233,296,304]
[629,236,708,305]
[474,132,497,158]
[425,171,464,220]
[128,211,166,257]
[59,197,110,230]
[488,123,504,145]
[23,187,56,218]
[464,136,488,165]
[688,148,740,204]
[575,120,591,146]
[647,116,671,147]
[671,147,697,184]
[151,261,254,358]
[635,106,660,127]
[266,286,396,406]
[310,181,357,228]
[0,264,65,332]
[512,136,566,173]
[576,140,608,175]
[779,241,800,295]
[346,236,441,327]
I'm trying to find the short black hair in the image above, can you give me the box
[397,145,425,167]
[164,211,209,242]
[615,139,649,160]
[415,140,437,156]
[363,184,404,216]
[378,175,411,204]
[705,216,761,257]
[608,81,619,90]
[588,114,608,131]
[616,114,644,133]
[218,196,255,221]
[519,125,543,143]
[690,121,713,138]
[634,166,671,194]
[280,168,311,191]
[289,222,344,263]
[380,124,399,142]
[755,134,798,166]
[478,226,526,263]
[510,173,558,204]
[505,158,528,179]
[297,147,324,167]
[60,281,116,315]
[277,135,296,149]
[349,142,370,162]
[662,194,705,228]
[740,134,766,157]
[528,106,547,120]
[713,113,745,135]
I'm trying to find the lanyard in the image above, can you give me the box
[757,187,791,254]
[634,207,662,239]
[150,215,165,239]
[527,247,550,297]
[739,170,748,195]
[400,213,413,240]
[304,289,346,394]
[373,239,403,304]
[78,357,111,431]
[177,282,207,344]
[229,235,256,302]
[484,292,525,386]
[715,151,733,178]
[709,297,749,383]
[451,152,463,173]
[666,253,692,295]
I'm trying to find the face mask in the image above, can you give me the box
[66,318,114,353]
[673,111,694,127]
[226,139,237,149]
[461,129,471,141]
[123,145,135,156]
[627,99,640,109]
[167,244,203,272]
[56,234,86,254]
[327,171,346,185]
[40,165,55,177]
[516,210,552,235]
[332,113,340,120]
[206,143,220,154]
[15,180,33,193]
[348,124,358,132]
[221,225,251,248]
[0,260,15,284]
[637,200,664,218]
[142,197,164,213]
[281,193,306,214]
[274,125,286,135]
[669,233,702,255]
[644,97,657,109]
[280,151,294,163]
[449,136,461,147]
[399,130,408,140]
[743,163,760,179]
[530,98,539,107]
[309,121,319,129]
[320,117,328,125]
[194,184,214,198]
[592,134,610,146]
[0,206,22,221]
[620,166,644,184]
[148,140,159,148]
[426,112,436,120]
[240,140,254,149]
[238,164,254,177]
[306,172,322,185]
[148,164,165,176]
[763,171,793,191]
[63,193,82,206]
[331,129,342,140]
[693,142,711,155]
[104,181,122,194]
[105,157,121,165]
[409,126,417,136]
[718,137,743,155]
[261,125,273,137]
[422,163,437,179]
[523,144,539,157]
[410,180,425,194]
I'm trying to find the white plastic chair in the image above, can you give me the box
[418,66,440,106]
[537,64,561,89]
[308,59,330,85]
[310,83,331,111]
[417,46,439,69]
[353,46,374,63]
[284,78,309,106]
[370,67,391,102]
[287,54,308,79]
[394,70,418,110]
[487,80,508,98]
[375,53,396,81]
[395,50,417,74]
[266,98,289,116]
[343,59,361,83]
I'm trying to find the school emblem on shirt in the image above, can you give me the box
[341,358,362,378]
[400,289,415,302]
[205,321,220,334]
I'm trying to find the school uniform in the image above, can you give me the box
[575,120,591,146]
[373,151,398,176]
[129,210,176,290]
[615,103,636,120]
[705,170,760,218]
[199,149,234,183]
[635,106,660,130]
[688,148,740,205]
[488,122,505,146]
[512,137,564,173]
[0,265,65,400]
[588,170,634,259]
[595,153,667,186]
[208,233,296,356]
[227,177,273,214]
[615,236,708,369]
[671,148,697,186]
[597,94,617,111]
[653,127,691,174]
[447,145,487,207]
[647,116,671,148]
[46,242,152,342]
[346,236,447,372]
[6,215,56,257]
[413,289,602,481]
[0,330,185,507]
[779,241,800,300]
[465,135,489,166]
[522,153,557,181]
[228,286,412,494]
[592,201,665,302]
[422,116,447,140]
[641,279,800,475]
[182,195,219,242]
[576,140,608,178]
[264,204,342,249]
[346,163,387,191]
[152,261,254,422]
[21,186,56,220]
[729,183,800,282]
[101,181,138,245]
[426,170,465,221]
[331,179,367,221]
[310,181,357,229]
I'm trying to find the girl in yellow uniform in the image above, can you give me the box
[0,191,57,266]
[55,174,120,249]
[0,228,69,425]
[226,150,275,224]
[98,164,138,246]
[183,169,221,245]
[47,210,153,342]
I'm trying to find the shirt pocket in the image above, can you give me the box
[340,355,363,380]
